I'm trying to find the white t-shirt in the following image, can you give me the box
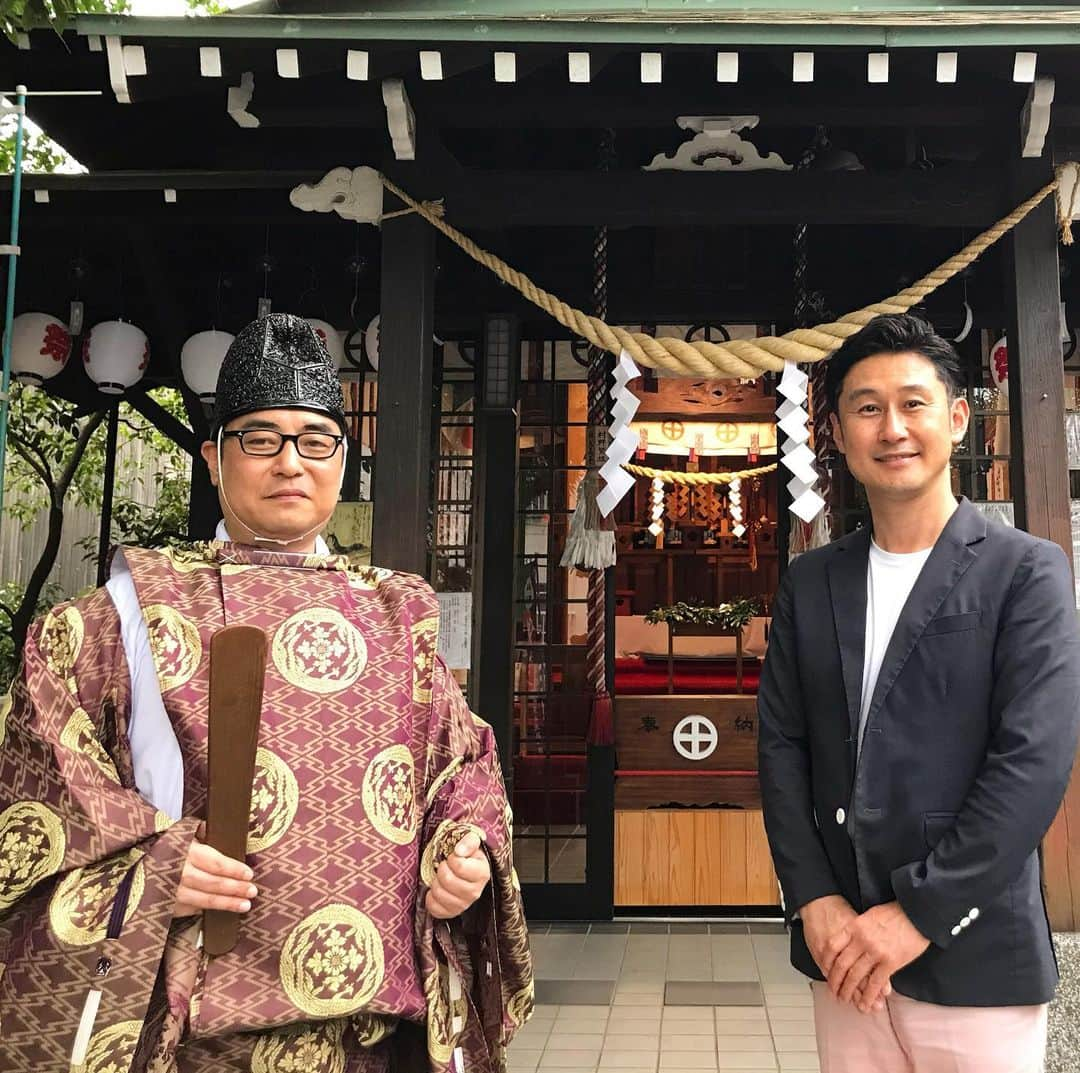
[856,538,934,758]
[105,523,330,820]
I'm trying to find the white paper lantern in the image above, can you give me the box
[83,320,148,395]
[989,336,1009,399]
[8,312,71,387]
[305,318,346,370]
[363,313,380,375]
[180,330,234,403]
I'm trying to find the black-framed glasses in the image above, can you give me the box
[222,429,344,460]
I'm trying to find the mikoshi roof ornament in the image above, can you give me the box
[212,313,347,435]
[8,312,71,388]
[83,320,148,395]
[180,330,235,404]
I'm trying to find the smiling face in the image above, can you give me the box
[199,408,344,552]
[829,351,969,505]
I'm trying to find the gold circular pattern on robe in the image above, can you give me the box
[82,1019,143,1073]
[0,801,66,913]
[250,1019,347,1073]
[361,745,417,846]
[279,904,385,1018]
[353,1011,398,1048]
[0,689,11,747]
[425,756,464,809]
[347,566,393,592]
[143,604,203,693]
[49,849,146,948]
[507,981,535,1028]
[247,747,300,854]
[272,608,368,696]
[59,707,121,785]
[160,544,216,573]
[411,616,439,705]
[420,820,487,888]
[39,605,84,683]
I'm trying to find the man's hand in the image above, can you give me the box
[800,894,859,974]
[800,894,890,1013]
[173,841,257,919]
[825,901,930,1012]
[425,832,491,919]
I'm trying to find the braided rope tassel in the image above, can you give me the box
[585,130,616,746]
[624,462,778,485]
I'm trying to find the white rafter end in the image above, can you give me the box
[936,51,958,83]
[640,52,662,84]
[419,50,443,81]
[716,52,739,83]
[123,44,147,77]
[164,188,177,203]
[199,46,222,78]
[867,52,889,84]
[87,35,103,52]
[33,190,49,204]
[1014,51,1037,83]
[568,51,590,83]
[276,48,300,79]
[494,51,516,82]
[347,50,369,80]
[793,51,814,83]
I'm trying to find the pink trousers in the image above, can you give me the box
[811,982,1048,1073]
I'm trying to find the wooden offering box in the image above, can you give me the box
[613,694,780,907]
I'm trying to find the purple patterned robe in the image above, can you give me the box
[0,541,533,1072]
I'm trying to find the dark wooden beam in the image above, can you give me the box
[441,167,1009,228]
[370,197,436,574]
[2,165,1013,227]
[125,390,199,457]
[254,95,1003,132]
[1004,159,1078,933]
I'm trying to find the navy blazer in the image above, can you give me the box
[758,498,1080,1006]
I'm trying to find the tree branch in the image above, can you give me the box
[7,429,55,494]
[56,410,108,499]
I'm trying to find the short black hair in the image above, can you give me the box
[824,313,964,413]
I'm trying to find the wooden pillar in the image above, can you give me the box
[186,398,218,540]
[470,315,520,777]
[371,210,436,574]
[1004,160,1079,931]
[188,457,219,540]
[95,404,120,586]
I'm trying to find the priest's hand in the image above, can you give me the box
[824,901,929,1013]
[173,841,258,919]
[425,832,491,919]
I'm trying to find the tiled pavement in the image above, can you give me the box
[510,923,818,1073]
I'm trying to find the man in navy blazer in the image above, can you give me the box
[758,313,1080,1072]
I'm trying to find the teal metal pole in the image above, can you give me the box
[0,84,27,542]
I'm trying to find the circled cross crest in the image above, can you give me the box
[672,715,718,762]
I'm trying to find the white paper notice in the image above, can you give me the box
[436,592,473,670]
